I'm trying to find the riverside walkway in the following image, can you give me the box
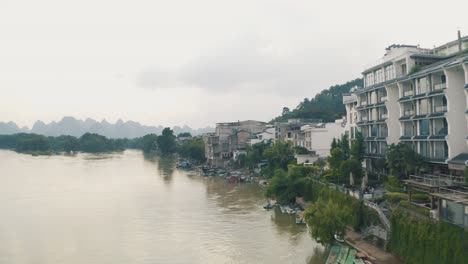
[345,230,402,264]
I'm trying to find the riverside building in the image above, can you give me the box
[344,32,468,177]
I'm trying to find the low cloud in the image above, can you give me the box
[136,36,351,96]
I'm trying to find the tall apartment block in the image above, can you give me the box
[344,32,468,177]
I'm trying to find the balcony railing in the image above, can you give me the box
[403,90,414,97]
[434,83,447,90]
[360,101,368,106]
[434,127,448,136]
[380,113,388,119]
[404,110,414,116]
[379,96,387,102]
[433,105,447,113]
[361,116,368,122]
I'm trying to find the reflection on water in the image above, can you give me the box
[0,150,326,264]
[143,153,176,179]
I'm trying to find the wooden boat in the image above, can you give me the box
[345,249,357,264]
[336,246,349,264]
[353,258,365,264]
[325,245,341,264]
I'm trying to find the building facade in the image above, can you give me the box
[343,33,468,175]
[297,121,345,158]
[203,120,266,167]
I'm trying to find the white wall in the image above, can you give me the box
[386,83,400,144]
[309,123,344,157]
[445,66,467,159]
[295,154,319,165]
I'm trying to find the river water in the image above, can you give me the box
[0,150,326,264]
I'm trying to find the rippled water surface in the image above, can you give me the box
[0,150,326,264]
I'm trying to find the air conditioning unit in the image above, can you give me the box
[430,210,438,219]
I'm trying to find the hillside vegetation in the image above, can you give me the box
[271,78,363,123]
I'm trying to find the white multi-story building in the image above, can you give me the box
[297,121,345,158]
[344,32,468,176]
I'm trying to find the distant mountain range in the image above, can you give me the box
[0,117,213,138]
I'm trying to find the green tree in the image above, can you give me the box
[263,141,295,176]
[340,158,362,185]
[51,135,80,152]
[350,131,364,162]
[137,134,158,153]
[387,143,424,178]
[340,133,350,159]
[326,147,344,181]
[294,146,310,155]
[304,198,352,244]
[15,134,50,152]
[270,78,363,123]
[177,132,192,138]
[79,133,111,153]
[177,136,205,162]
[157,127,177,154]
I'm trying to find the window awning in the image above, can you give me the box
[447,153,468,170]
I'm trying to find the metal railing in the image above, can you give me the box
[404,110,414,116]
[364,201,391,230]
[434,83,447,90]
[409,174,464,187]
[403,90,414,97]
[433,105,447,113]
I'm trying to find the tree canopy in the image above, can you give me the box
[157,128,177,155]
[271,78,363,123]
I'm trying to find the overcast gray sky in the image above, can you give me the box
[0,0,467,128]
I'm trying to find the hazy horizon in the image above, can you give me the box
[1,0,467,129]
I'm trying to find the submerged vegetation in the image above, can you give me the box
[0,128,205,159]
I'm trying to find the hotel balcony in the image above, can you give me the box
[378,96,388,103]
[403,109,415,116]
[403,90,414,97]
[433,83,447,90]
[379,112,388,120]
[433,105,447,113]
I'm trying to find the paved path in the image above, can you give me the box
[345,230,403,264]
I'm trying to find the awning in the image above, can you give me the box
[448,153,468,170]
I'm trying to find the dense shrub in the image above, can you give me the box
[389,209,468,264]
[384,192,408,203]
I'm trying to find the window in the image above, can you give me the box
[385,65,395,81]
[403,122,415,136]
[375,68,384,84]
[365,73,374,87]
[419,99,429,115]
[403,102,414,116]
[433,141,448,159]
[420,142,430,157]
[401,64,407,75]
[419,119,430,136]
[417,77,429,94]
[433,118,448,135]
[380,124,388,137]
[371,124,377,137]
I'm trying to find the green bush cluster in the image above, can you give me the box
[389,210,468,264]
[310,183,379,231]
[384,192,408,204]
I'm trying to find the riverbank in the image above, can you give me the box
[345,230,402,264]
